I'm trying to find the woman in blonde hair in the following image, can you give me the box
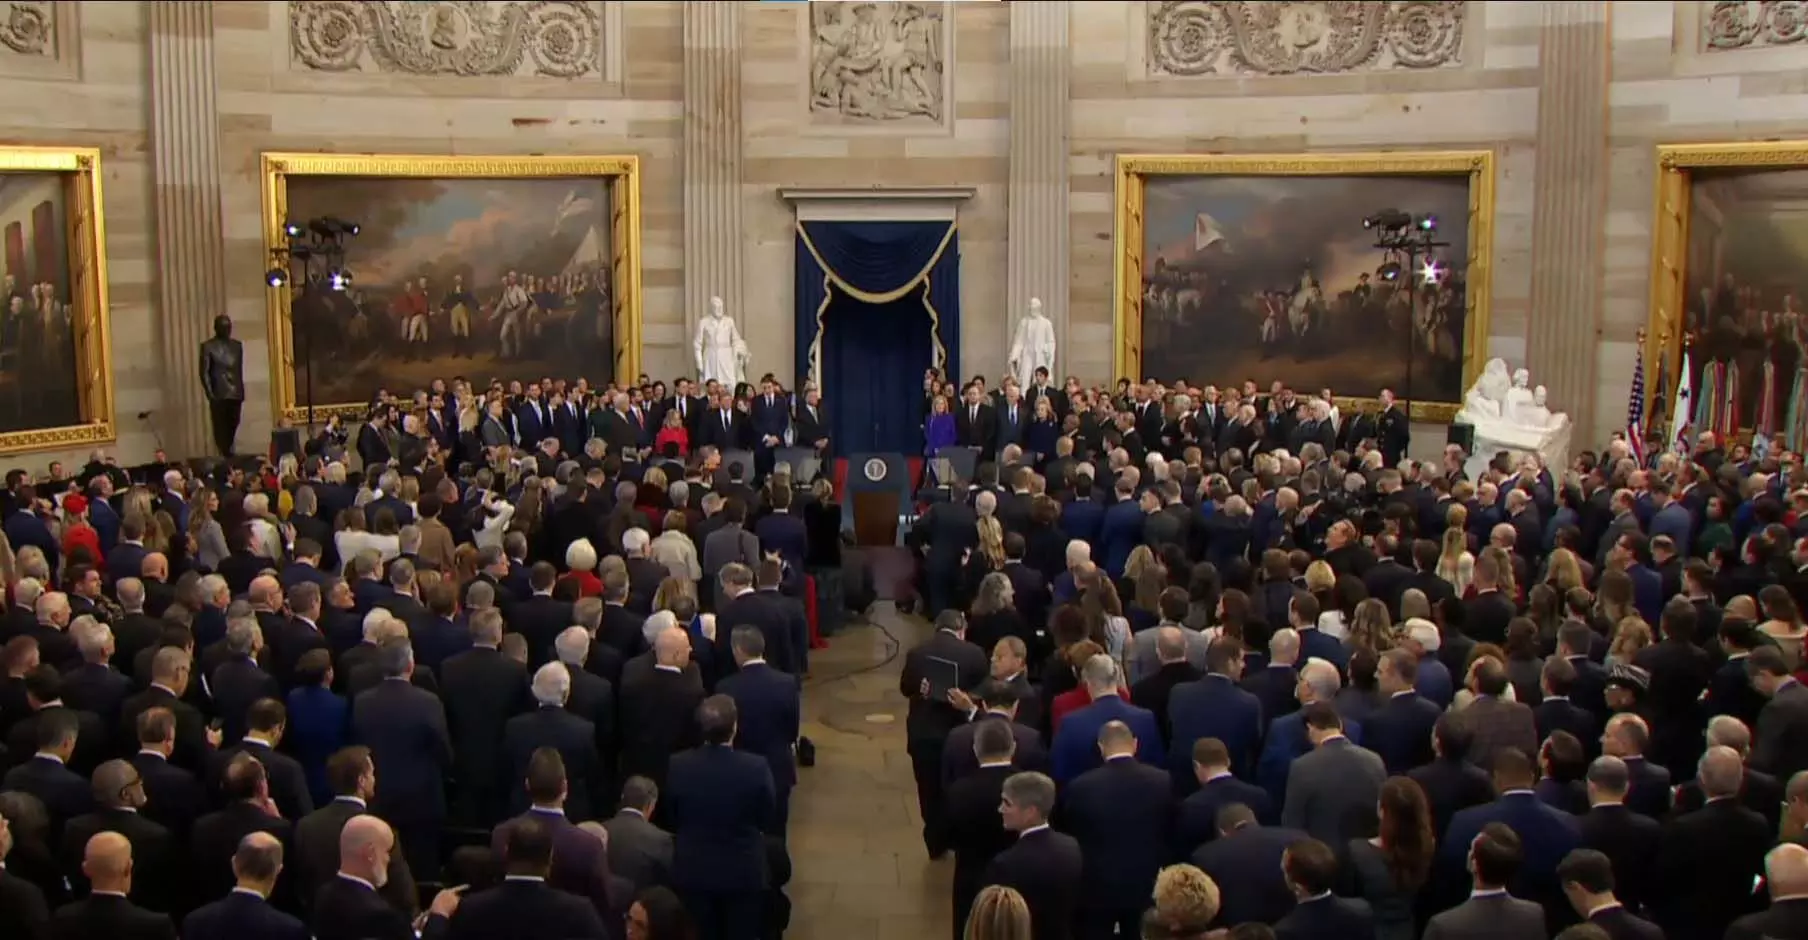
[1607,616,1653,667]
[1143,864,1221,940]
[1544,547,1586,595]
[1121,544,1167,631]
[1435,525,1473,595]
[1481,545,1518,605]
[1346,598,1396,654]
[963,885,1032,940]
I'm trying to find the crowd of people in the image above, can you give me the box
[902,375,1808,940]
[0,371,850,940]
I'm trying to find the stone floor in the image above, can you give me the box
[787,603,950,940]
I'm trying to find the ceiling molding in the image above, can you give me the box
[780,186,976,222]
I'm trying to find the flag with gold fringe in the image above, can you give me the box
[1717,360,1742,441]
[1789,366,1808,454]
[1693,359,1718,447]
[1756,360,1780,439]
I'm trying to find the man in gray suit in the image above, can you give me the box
[1595,489,1641,572]
[1464,658,1540,772]
[1424,822,1548,940]
[700,499,762,597]
[602,774,673,892]
[1282,702,1386,852]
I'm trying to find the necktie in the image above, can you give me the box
[1009,406,1016,424]
[679,399,685,419]
[970,405,978,423]
[767,395,773,408]
[723,412,730,433]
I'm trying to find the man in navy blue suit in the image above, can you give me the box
[1258,658,1361,808]
[665,694,775,940]
[993,385,1027,461]
[1173,737,1274,857]
[6,496,58,577]
[716,627,800,836]
[350,639,452,883]
[1365,649,1443,774]
[749,377,791,481]
[180,832,309,940]
[103,517,150,595]
[1061,720,1174,939]
[1188,802,1310,927]
[753,486,808,575]
[1050,653,1163,785]
[1167,637,1264,791]
[1435,747,1580,924]
[1273,837,1376,940]
[514,383,553,449]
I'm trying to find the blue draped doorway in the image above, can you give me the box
[795,220,961,455]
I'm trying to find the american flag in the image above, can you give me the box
[1627,346,1647,465]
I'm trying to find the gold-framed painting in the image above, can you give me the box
[0,145,115,455]
[1113,151,1495,423]
[260,153,643,423]
[1648,141,1808,444]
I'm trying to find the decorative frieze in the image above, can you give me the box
[808,1,949,125]
[289,0,606,78]
[1145,0,1466,78]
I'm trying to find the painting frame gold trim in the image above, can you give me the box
[1112,151,1497,424]
[260,152,643,423]
[0,145,116,455]
[1646,141,1808,413]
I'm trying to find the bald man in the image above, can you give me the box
[58,760,173,911]
[1727,843,1808,940]
[49,832,174,940]
[1652,746,1773,939]
[181,833,307,940]
[617,627,706,788]
[312,816,458,940]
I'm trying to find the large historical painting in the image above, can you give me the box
[1137,171,1473,405]
[283,175,615,408]
[0,171,81,433]
[1680,167,1808,435]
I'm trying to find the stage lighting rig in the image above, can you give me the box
[1366,207,1451,417]
[262,216,360,432]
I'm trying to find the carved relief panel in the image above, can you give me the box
[287,0,619,89]
[0,1,79,81]
[1703,1,1808,50]
[807,1,952,129]
[1144,1,1466,78]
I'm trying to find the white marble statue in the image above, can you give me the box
[693,296,749,387]
[1456,358,1573,477]
[1008,298,1057,389]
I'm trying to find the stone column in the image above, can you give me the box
[682,1,745,372]
[1525,1,1609,442]
[148,1,226,459]
[1006,2,1070,377]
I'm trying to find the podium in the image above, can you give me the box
[845,452,909,547]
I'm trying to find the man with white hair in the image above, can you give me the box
[211,615,279,743]
[1657,746,1773,938]
[618,626,707,788]
[554,625,613,746]
[1257,657,1358,806]
[504,663,604,821]
[27,589,77,669]
[620,527,666,616]
[61,615,129,720]
[1671,714,1783,824]
[1049,654,1162,785]
[1052,539,1092,606]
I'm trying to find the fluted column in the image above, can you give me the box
[148,1,226,459]
[1006,2,1070,376]
[1525,1,1609,442]
[682,1,745,371]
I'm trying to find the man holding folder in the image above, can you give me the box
[900,610,988,859]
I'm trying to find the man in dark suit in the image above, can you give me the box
[1190,802,1310,927]
[1464,658,1540,773]
[129,707,206,842]
[119,648,216,775]
[1727,842,1808,940]
[1273,837,1377,940]
[716,628,800,835]
[180,832,308,940]
[1652,746,1771,940]
[349,640,452,883]
[208,620,280,746]
[294,746,414,915]
[6,666,108,778]
[459,815,608,939]
[0,815,49,940]
[696,395,747,454]
[992,386,1028,460]
[900,610,988,858]
[749,379,790,479]
[1172,737,1274,857]
[714,564,800,681]
[491,748,614,917]
[945,721,1018,940]
[794,388,828,458]
[60,622,130,729]
[504,664,603,822]
[440,608,529,827]
[665,379,704,436]
[1423,824,1544,940]
[1282,704,1386,851]
[1672,715,1783,827]
[619,625,706,789]
[1577,756,1662,916]
[1600,712,1672,820]
[188,754,293,910]
[212,698,314,822]
[603,776,673,893]
[1364,649,1443,774]
[49,832,174,940]
[665,695,775,940]
[983,771,1083,940]
[1436,749,1580,925]
[512,564,574,669]
[1750,645,1808,786]
[954,384,994,451]
[1239,632,1302,739]
[1556,848,1664,940]
[311,815,457,940]
[1535,658,1599,760]
[942,680,1047,786]
[57,761,173,912]
[752,488,808,575]
[1061,721,1173,940]
[1,708,92,835]
[1165,637,1263,789]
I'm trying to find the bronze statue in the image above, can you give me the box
[199,314,245,456]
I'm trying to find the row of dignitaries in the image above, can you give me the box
[0,569,810,937]
[900,423,1808,940]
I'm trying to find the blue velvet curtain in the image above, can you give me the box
[794,220,960,455]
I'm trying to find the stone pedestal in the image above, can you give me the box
[1006,2,1070,377]
[149,1,227,459]
[682,1,745,378]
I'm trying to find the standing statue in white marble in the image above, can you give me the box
[1008,297,1057,389]
[694,296,749,387]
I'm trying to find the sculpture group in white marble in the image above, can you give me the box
[1456,357,1573,475]
[1008,298,1057,390]
[808,1,944,122]
[694,296,749,388]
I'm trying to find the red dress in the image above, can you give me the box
[1049,683,1132,734]
[654,425,690,459]
[61,521,103,571]
[557,570,603,598]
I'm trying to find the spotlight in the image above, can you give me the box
[1418,215,1438,232]
[309,217,360,238]
[1376,261,1402,282]
[1419,259,1444,284]
[264,268,289,288]
[280,220,305,239]
[327,269,353,291]
[1362,209,1412,233]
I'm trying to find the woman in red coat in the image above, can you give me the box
[653,408,690,460]
[59,493,103,572]
[1047,639,1131,733]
